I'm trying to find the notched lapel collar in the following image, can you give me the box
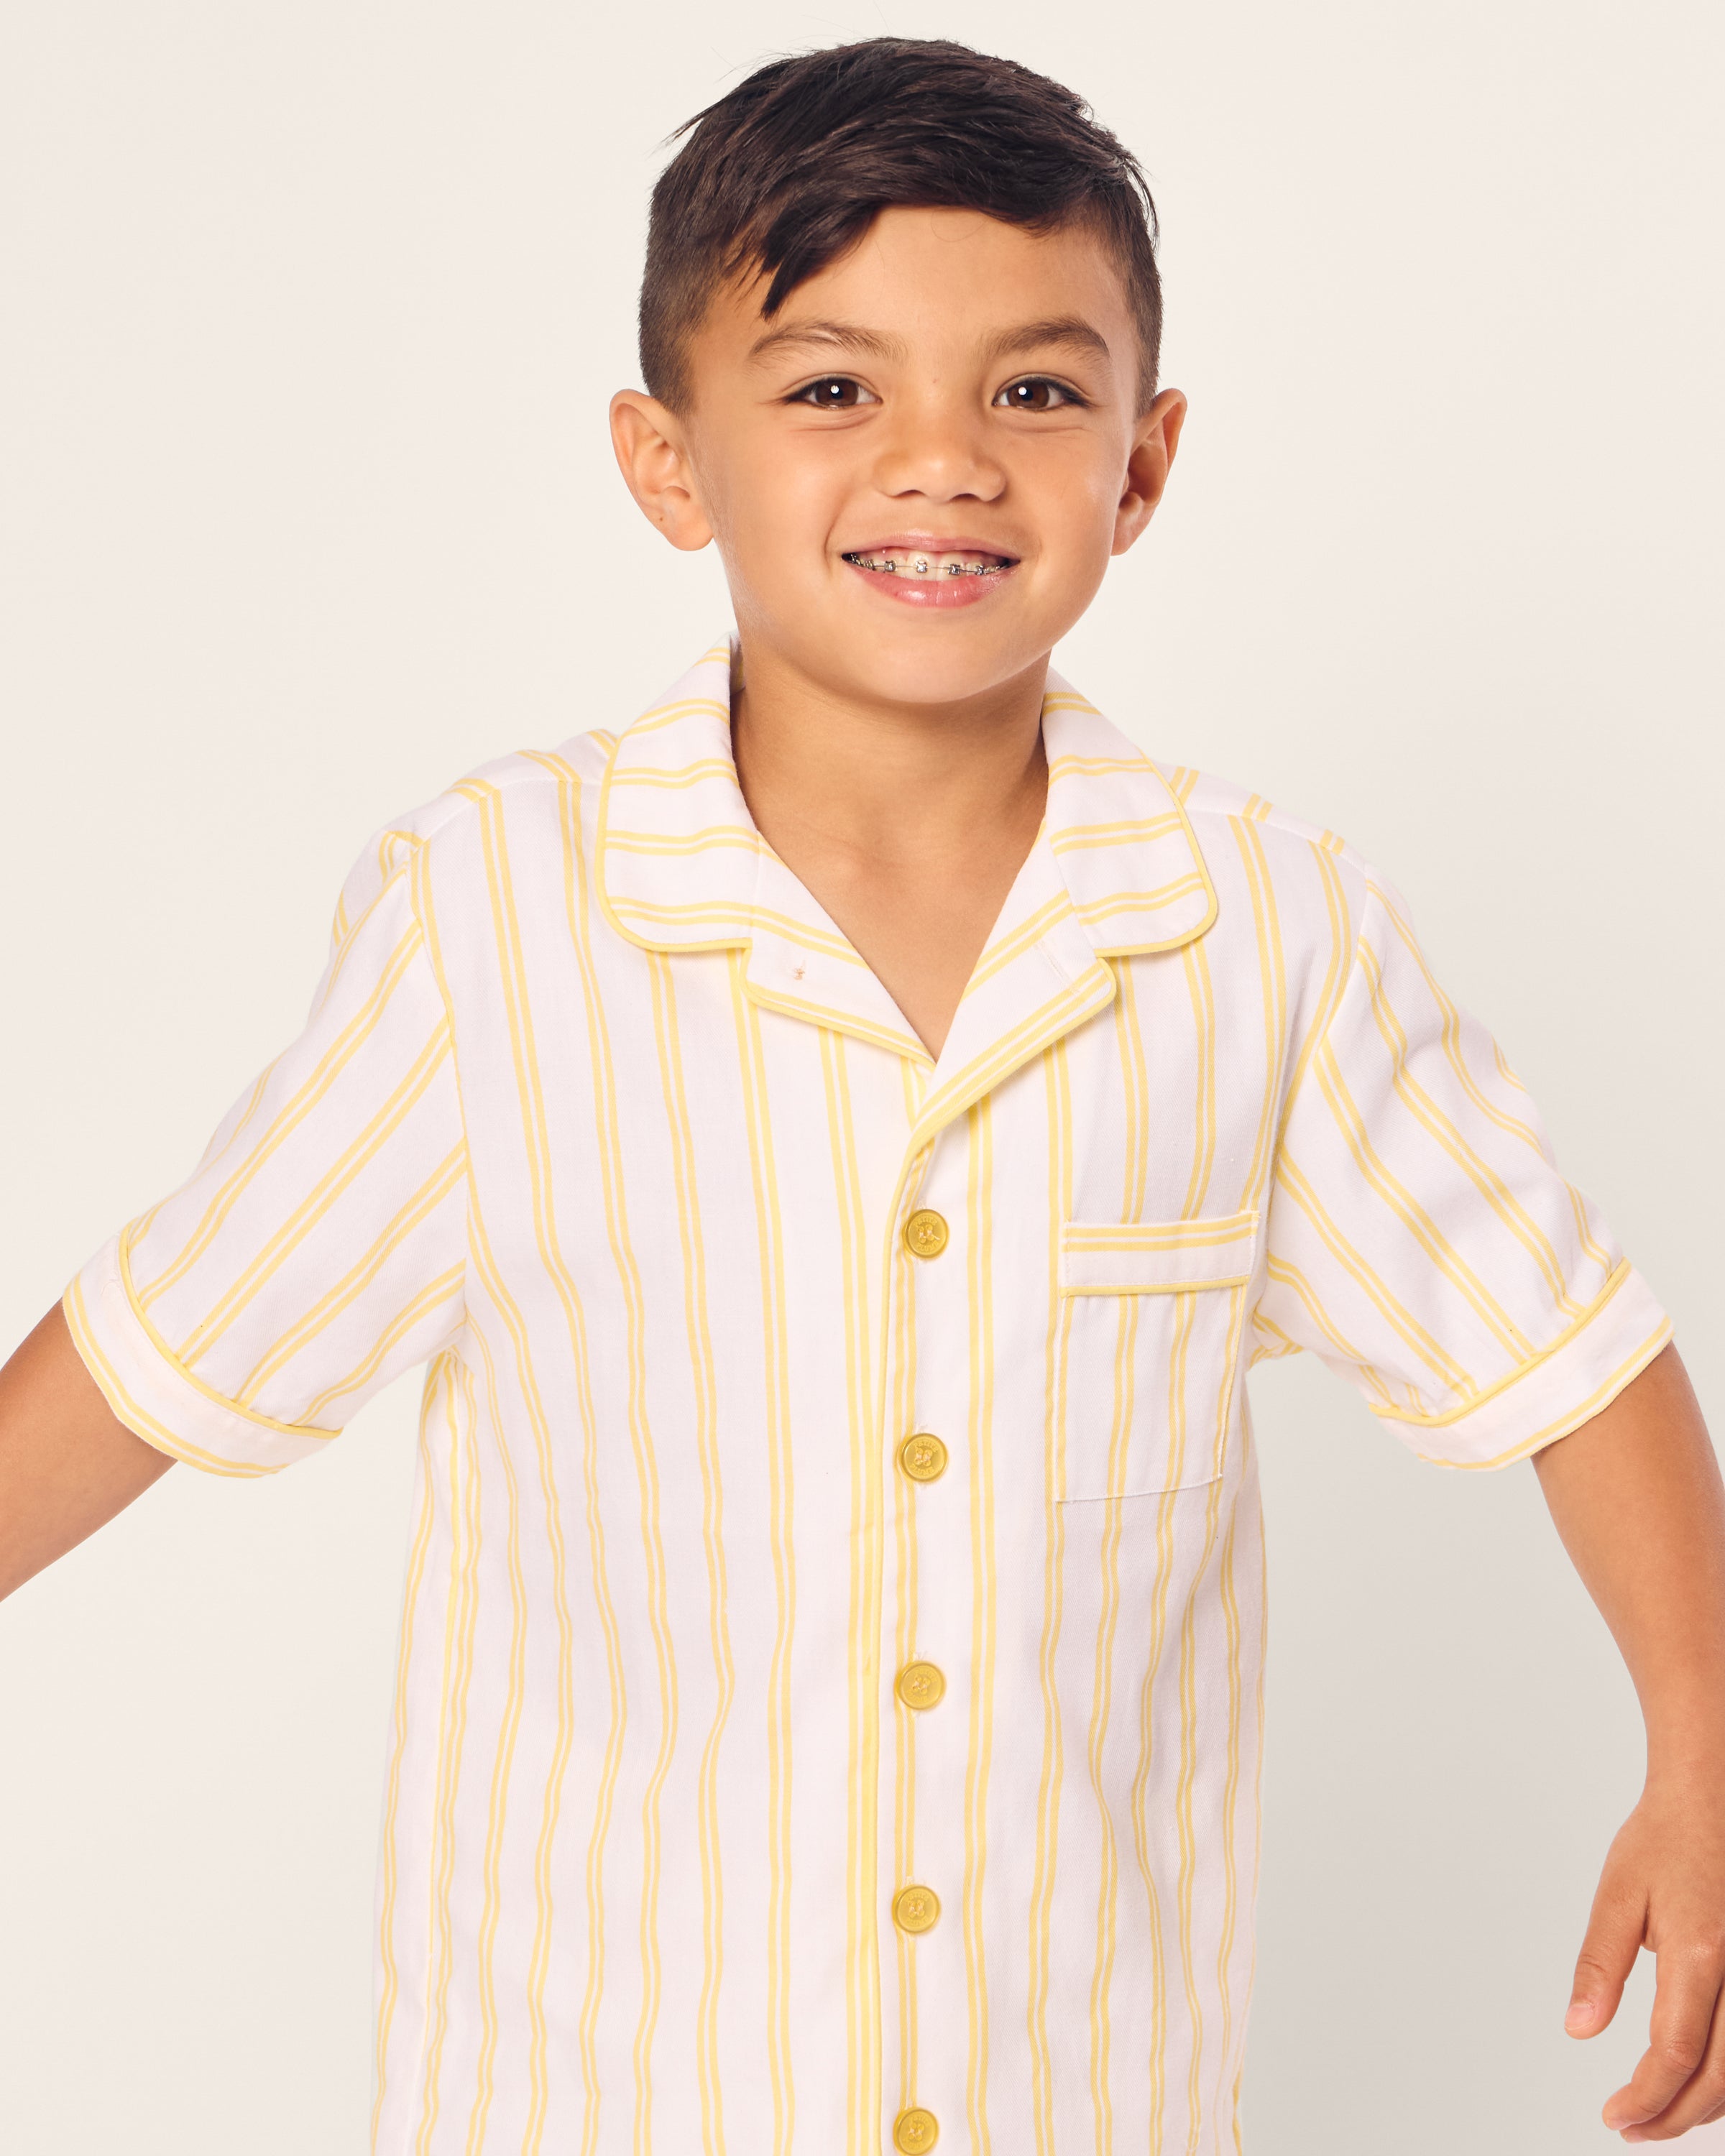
[1039,677,1218,956]
[907,674,1218,1150]
[741,845,928,1058]
[596,642,758,952]
[596,641,927,1059]
[597,648,1219,1111]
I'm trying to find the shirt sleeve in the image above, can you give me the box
[63,837,468,1477]
[1252,873,1670,1468]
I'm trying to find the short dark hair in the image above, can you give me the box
[640,38,1163,415]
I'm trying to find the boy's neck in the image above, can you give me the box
[729,637,1051,867]
[727,636,1052,1059]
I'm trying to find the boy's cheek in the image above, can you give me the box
[693,439,819,552]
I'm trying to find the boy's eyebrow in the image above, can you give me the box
[746,314,1114,371]
[983,315,1113,367]
[747,319,909,366]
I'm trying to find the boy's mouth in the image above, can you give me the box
[840,546,1016,580]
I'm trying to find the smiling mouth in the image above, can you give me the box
[841,547,1016,579]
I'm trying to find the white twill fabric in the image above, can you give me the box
[67,638,1670,2156]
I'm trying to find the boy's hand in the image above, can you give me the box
[1534,1348,1725,2143]
[1567,1766,1725,2139]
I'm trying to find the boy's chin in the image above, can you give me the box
[747,608,1062,712]
[853,646,1041,713]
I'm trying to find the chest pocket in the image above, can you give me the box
[1057,1210,1259,1501]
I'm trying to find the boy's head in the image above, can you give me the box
[638,39,1164,420]
[612,39,1186,714]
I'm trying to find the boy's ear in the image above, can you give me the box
[610,390,714,553]
[1111,387,1189,556]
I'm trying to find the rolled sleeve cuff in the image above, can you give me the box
[1372,1261,1673,1470]
[63,1231,339,1478]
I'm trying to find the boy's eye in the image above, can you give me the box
[995,377,1083,412]
[788,377,878,409]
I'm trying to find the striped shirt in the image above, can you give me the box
[66,637,1670,2156]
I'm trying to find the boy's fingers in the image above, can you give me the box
[1616,1986,1725,2141]
[1604,1943,1725,2136]
[1567,1877,1646,2037]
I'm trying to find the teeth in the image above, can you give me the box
[843,548,1010,579]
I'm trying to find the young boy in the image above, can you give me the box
[4,35,1723,2155]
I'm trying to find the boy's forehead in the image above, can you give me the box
[702,206,1136,369]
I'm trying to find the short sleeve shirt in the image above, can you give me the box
[68,639,1670,2156]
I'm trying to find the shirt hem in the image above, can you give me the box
[1370,1263,1671,1469]
[63,1231,339,1475]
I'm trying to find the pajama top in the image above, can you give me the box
[66,637,1672,2156]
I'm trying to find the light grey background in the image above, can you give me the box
[2,4,1721,2150]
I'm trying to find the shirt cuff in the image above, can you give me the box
[1371,1261,1673,1470]
[63,1230,339,1477]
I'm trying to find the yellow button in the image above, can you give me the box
[893,2106,939,2153]
[903,1208,949,1259]
[898,1432,948,1483]
[893,1884,941,1935]
[896,1660,946,1711]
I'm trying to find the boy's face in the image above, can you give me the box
[612,206,1186,711]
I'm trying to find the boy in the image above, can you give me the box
[3,32,1723,2154]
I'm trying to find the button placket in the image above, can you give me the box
[892,1178,952,2153]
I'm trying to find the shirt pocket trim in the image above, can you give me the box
[1057,1474,1225,1505]
[1058,1209,1260,1296]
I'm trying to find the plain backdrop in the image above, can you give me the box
[2,4,1721,2151]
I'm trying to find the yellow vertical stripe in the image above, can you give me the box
[430,807,596,2156]
[1228,818,1288,1211]
[462,1317,529,2156]
[648,950,734,2156]
[1179,939,1218,1220]
[1174,1289,1248,2149]
[730,954,798,2156]
[1210,1500,1246,2137]
[413,1358,484,2153]
[1272,841,1353,1155]
[1085,967,1155,2153]
[537,756,682,2156]
[1133,1294,1195,2148]
[1026,1041,1075,2156]
[963,1098,998,2155]
[820,1029,880,2156]
[370,1358,444,2148]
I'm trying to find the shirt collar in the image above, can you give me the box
[595,637,1217,1133]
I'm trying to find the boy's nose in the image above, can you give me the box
[870,402,1006,502]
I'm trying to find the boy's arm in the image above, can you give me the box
[1535,1343,1725,2142]
[0,1304,172,1603]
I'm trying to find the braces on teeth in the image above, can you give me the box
[842,551,1009,578]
